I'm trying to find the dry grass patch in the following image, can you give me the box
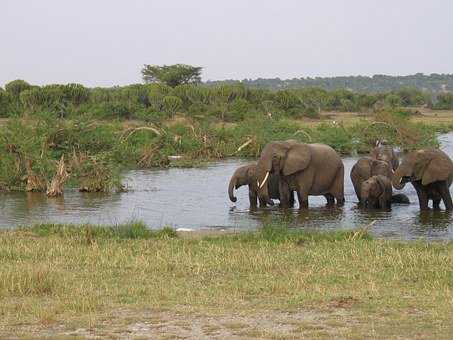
[1,224,453,338]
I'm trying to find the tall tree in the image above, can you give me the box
[141,64,202,87]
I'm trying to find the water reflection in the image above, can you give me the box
[0,133,453,241]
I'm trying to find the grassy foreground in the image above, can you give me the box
[1,223,453,338]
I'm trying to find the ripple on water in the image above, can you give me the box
[1,133,453,241]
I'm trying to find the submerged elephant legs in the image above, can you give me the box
[412,180,453,211]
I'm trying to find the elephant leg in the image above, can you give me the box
[352,179,362,204]
[432,198,441,210]
[331,167,345,206]
[379,197,391,211]
[297,190,309,209]
[249,189,258,208]
[336,195,345,207]
[289,191,295,208]
[437,181,453,211]
[413,182,430,211]
[278,181,291,208]
[324,193,335,206]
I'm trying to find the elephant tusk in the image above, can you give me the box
[259,172,270,189]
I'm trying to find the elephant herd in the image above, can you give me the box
[228,140,453,212]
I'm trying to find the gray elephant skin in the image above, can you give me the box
[361,175,393,210]
[393,148,453,211]
[350,157,393,204]
[228,163,294,208]
[255,140,344,209]
[370,145,399,171]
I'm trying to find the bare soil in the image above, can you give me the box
[4,308,357,339]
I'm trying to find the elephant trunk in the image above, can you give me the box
[392,168,406,190]
[360,188,369,207]
[228,175,237,202]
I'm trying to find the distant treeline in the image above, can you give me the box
[206,73,453,94]
[1,79,453,122]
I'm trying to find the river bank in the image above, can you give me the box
[0,109,451,193]
[2,132,453,238]
[1,223,452,338]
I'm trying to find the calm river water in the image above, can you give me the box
[1,133,453,240]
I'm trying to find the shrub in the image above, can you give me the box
[434,93,453,110]
[0,88,11,116]
[4,79,32,98]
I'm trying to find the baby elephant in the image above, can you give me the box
[350,157,393,204]
[228,164,293,208]
[361,175,393,210]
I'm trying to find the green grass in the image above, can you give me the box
[25,221,177,240]
[1,223,453,337]
[0,110,450,191]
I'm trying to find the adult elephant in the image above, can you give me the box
[370,145,399,171]
[392,149,453,211]
[228,164,294,208]
[350,157,392,204]
[256,140,344,209]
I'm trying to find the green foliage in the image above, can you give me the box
[394,87,427,106]
[0,88,11,117]
[384,94,402,108]
[210,223,372,245]
[4,79,32,98]
[0,118,56,190]
[434,93,453,110]
[141,64,202,87]
[162,95,182,116]
[207,73,453,93]
[27,222,177,240]
[275,90,300,110]
[147,83,172,111]
[0,78,442,123]
[0,76,448,192]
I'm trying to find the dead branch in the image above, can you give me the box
[47,155,69,197]
[349,220,376,241]
[362,122,397,134]
[232,138,254,155]
[293,130,312,142]
[120,126,163,143]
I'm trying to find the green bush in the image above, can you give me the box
[5,79,32,98]
[0,88,11,117]
[434,93,453,110]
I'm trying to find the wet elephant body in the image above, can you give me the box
[256,141,344,209]
[393,149,453,211]
[361,175,393,210]
[350,157,393,204]
[228,163,294,208]
[370,145,399,171]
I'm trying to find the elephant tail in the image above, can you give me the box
[228,175,238,203]
[391,193,410,204]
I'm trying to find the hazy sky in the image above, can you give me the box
[2,0,453,87]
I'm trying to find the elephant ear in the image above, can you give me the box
[421,156,453,185]
[246,165,256,181]
[282,144,311,176]
[357,158,372,179]
[413,151,432,181]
